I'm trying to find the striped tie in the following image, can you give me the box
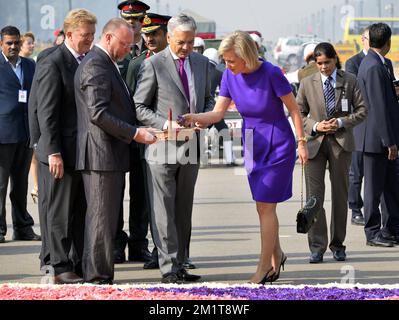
[324,76,335,117]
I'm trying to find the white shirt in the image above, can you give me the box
[2,51,23,86]
[64,40,84,64]
[169,46,196,113]
[313,69,343,133]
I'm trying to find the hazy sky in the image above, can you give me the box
[0,0,396,42]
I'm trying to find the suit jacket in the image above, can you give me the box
[353,49,399,154]
[297,69,367,159]
[0,53,35,143]
[133,47,215,129]
[28,45,59,148]
[30,44,80,167]
[74,46,137,172]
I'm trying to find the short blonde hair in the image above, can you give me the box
[21,32,35,43]
[218,31,259,70]
[63,8,97,32]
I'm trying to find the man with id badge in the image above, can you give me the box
[0,26,38,244]
[297,42,367,264]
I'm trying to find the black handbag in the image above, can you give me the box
[296,163,319,234]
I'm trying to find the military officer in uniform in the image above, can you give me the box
[113,0,152,264]
[117,0,150,80]
[125,13,171,270]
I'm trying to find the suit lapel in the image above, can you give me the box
[312,73,328,118]
[0,52,22,86]
[60,43,78,72]
[163,49,188,101]
[93,46,132,103]
[189,54,200,112]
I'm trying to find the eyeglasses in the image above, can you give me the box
[111,33,133,50]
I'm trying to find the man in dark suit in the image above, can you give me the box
[346,27,397,228]
[354,23,399,247]
[113,0,153,265]
[74,18,157,284]
[134,14,215,283]
[29,9,97,284]
[0,26,39,244]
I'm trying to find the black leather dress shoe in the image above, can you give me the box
[309,252,323,263]
[366,235,395,247]
[333,250,346,261]
[12,230,41,241]
[54,272,84,284]
[351,214,365,226]
[113,248,126,264]
[161,272,182,284]
[128,247,152,262]
[177,269,201,282]
[381,234,399,245]
[143,259,159,269]
[182,258,196,269]
[0,234,5,243]
[88,279,113,285]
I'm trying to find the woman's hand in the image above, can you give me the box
[177,114,196,128]
[297,142,309,164]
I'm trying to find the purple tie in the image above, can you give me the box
[178,58,190,104]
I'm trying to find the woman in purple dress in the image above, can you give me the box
[182,31,308,284]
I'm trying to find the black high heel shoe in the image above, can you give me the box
[258,266,276,285]
[271,253,287,282]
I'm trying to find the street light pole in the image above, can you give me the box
[25,0,30,31]
[377,0,382,17]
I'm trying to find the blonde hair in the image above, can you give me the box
[218,31,259,71]
[21,32,35,43]
[63,8,97,32]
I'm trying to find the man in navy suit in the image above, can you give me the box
[0,26,39,244]
[346,27,397,227]
[354,23,399,247]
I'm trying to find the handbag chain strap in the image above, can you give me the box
[301,162,304,209]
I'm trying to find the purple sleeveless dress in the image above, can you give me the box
[219,61,296,203]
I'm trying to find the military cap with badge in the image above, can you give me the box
[140,13,171,34]
[118,0,150,18]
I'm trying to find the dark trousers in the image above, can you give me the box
[82,170,124,282]
[0,142,34,236]
[39,162,86,275]
[306,137,351,254]
[348,151,364,216]
[363,153,399,240]
[115,146,150,252]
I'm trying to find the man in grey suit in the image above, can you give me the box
[134,13,215,283]
[74,18,157,284]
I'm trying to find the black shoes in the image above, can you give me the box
[177,269,201,282]
[351,213,365,226]
[333,250,346,261]
[367,234,395,247]
[54,272,84,284]
[143,259,159,269]
[257,266,276,285]
[12,229,41,241]
[161,269,201,284]
[183,258,196,269]
[88,279,113,285]
[271,253,287,282]
[309,252,324,263]
[128,247,153,262]
[0,234,5,243]
[161,272,183,284]
[113,248,126,264]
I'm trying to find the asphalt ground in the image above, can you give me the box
[1,151,398,286]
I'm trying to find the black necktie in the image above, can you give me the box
[133,45,139,57]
